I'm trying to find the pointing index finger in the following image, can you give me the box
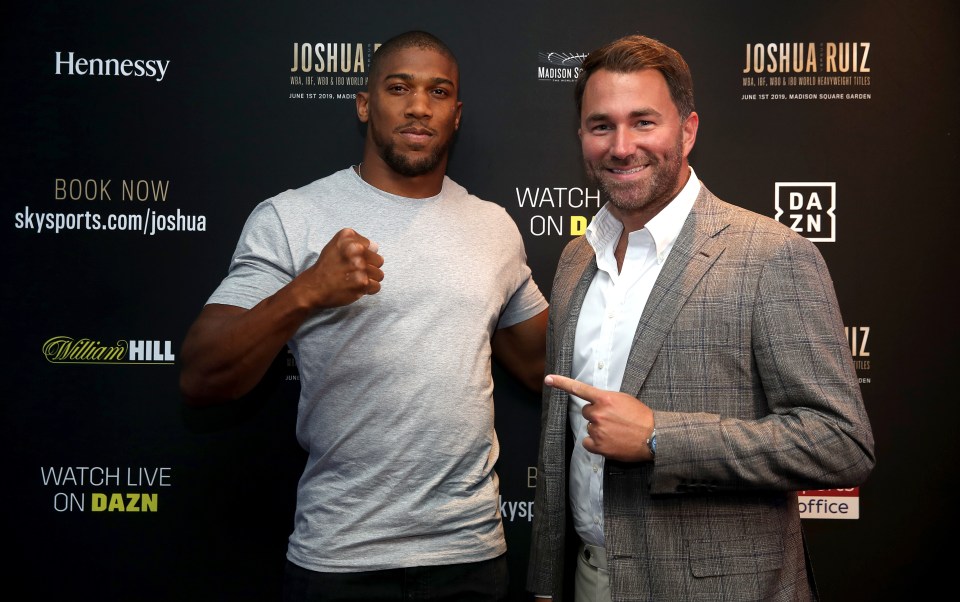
[544,374,599,402]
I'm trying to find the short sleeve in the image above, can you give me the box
[206,201,296,309]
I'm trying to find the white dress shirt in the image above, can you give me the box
[568,167,700,547]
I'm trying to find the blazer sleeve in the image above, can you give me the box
[649,230,876,494]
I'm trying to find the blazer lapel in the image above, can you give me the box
[619,186,731,396]
[541,239,597,518]
[552,239,598,382]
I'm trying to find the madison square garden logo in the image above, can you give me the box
[775,182,836,242]
[537,51,587,83]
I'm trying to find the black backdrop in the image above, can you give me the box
[3,1,958,599]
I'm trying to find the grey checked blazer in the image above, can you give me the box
[527,185,875,601]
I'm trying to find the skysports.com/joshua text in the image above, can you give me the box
[14,206,206,235]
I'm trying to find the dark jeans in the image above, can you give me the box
[281,553,509,601]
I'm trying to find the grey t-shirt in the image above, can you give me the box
[208,167,548,572]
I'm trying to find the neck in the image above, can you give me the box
[357,150,447,198]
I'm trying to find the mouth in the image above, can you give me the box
[606,164,648,177]
[397,125,435,145]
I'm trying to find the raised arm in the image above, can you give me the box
[179,228,384,405]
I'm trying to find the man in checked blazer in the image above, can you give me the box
[527,34,875,602]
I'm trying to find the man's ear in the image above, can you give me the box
[356,91,370,123]
[682,111,699,156]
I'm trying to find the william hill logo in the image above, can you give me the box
[43,336,175,364]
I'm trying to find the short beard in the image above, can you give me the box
[380,139,448,177]
[369,116,451,178]
[587,135,685,213]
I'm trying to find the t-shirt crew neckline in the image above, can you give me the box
[350,164,445,205]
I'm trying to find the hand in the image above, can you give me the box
[544,374,655,462]
[298,228,384,309]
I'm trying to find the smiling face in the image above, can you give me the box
[357,46,462,182]
[579,67,698,229]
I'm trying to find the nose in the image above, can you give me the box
[405,90,432,119]
[610,127,635,159]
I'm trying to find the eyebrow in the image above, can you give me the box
[584,108,662,123]
[383,72,456,88]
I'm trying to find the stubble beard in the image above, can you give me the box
[587,135,685,214]
[371,121,450,178]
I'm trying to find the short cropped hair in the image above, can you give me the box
[575,35,695,119]
[368,30,459,90]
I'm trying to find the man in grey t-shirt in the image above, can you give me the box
[180,31,548,602]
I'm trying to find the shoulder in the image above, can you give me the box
[441,175,520,231]
[443,176,506,213]
[266,168,350,208]
[552,235,593,286]
[246,168,353,229]
[696,185,820,257]
[558,234,593,267]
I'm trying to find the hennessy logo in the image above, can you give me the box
[55,52,170,82]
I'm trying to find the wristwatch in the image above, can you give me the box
[646,428,657,457]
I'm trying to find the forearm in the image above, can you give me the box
[179,286,312,404]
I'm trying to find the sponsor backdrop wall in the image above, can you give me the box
[4,1,957,599]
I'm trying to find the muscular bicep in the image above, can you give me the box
[491,309,548,392]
